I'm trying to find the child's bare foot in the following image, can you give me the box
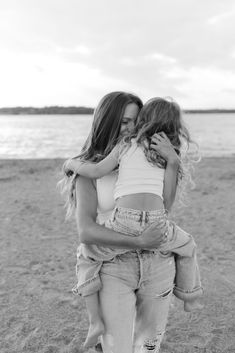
[184,299,203,312]
[83,320,105,349]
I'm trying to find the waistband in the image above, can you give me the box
[112,206,167,223]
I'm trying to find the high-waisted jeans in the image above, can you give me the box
[72,208,170,297]
[73,207,176,352]
[72,207,202,304]
[99,250,175,353]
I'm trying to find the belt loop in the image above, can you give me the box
[146,211,149,224]
[112,207,117,222]
[141,211,145,227]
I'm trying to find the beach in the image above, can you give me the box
[0,157,234,353]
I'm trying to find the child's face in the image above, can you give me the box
[119,103,139,137]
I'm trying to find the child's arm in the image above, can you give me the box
[163,159,179,211]
[64,145,119,179]
[150,132,179,211]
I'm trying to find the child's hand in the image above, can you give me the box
[150,132,179,164]
[63,159,74,177]
[63,159,82,177]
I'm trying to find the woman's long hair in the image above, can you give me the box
[122,97,200,205]
[59,92,143,218]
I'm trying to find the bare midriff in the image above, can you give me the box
[116,193,164,211]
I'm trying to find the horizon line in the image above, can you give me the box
[0,105,235,111]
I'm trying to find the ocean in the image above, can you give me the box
[0,113,235,158]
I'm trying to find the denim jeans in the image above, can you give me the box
[72,207,202,305]
[99,250,175,353]
[73,208,176,352]
[72,208,169,296]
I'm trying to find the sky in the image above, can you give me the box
[0,0,235,109]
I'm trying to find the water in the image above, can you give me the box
[0,113,235,158]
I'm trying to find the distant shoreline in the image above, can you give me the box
[0,106,235,115]
[0,107,94,115]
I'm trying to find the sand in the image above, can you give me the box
[0,158,234,353]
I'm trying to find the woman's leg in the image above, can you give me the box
[133,252,175,353]
[134,289,172,352]
[99,254,139,353]
[83,293,105,349]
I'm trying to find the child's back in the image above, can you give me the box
[115,138,165,211]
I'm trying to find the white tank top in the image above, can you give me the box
[114,139,165,200]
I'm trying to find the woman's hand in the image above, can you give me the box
[138,220,168,249]
[150,132,179,165]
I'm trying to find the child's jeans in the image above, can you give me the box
[72,206,203,305]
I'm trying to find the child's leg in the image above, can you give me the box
[159,223,203,311]
[83,292,105,349]
[174,249,203,312]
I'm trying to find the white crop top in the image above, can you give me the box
[114,139,165,200]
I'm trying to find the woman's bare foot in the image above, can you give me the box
[95,342,103,352]
[83,319,105,349]
[184,299,204,312]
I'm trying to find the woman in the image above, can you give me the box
[62,92,179,353]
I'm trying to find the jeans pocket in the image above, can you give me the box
[103,255,119,264]
[113,218,140,237]
[159,251,172,258]
[156,287,173,299]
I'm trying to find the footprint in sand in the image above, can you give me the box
[20,327,42,351]
[6,315,20,328]
[42,344,59,353]
[29,260,56,276]
[211,327,226,335]
[25,278,43,297]
[7,265,30,275]
[41,288,60,302]
[186,332,213,348]
[64,337,84,353]
[50,327,75,346]
[223,345,235,353]
[0,175,18,182]
[29,260,43,271]
[0,278,7,296]
[55,292,80,309]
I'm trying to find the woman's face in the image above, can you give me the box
[119,103,140,137]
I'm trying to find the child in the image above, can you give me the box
[65,97,203,349]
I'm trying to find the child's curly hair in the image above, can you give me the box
[122,97,200,206]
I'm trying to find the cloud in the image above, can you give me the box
[56,45,92,55]
[207,9,235,25]
[0,0,235,107]
[164,65,235,108]
[144,53,177,64]
[0,51,130,106]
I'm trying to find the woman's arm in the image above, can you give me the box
[150,132,180,211]
[75,176,166,249]
[64,146,119,179]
